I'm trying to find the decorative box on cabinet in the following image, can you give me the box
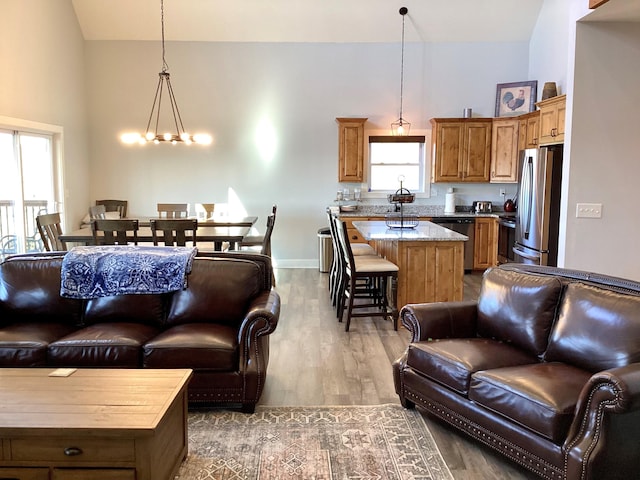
[473,217,498,270]
[537,95,566,145]
[517,110,540,150]
[490,118,519,183]
[430,118,492,183]
[336,118,367,182]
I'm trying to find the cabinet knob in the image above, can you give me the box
[64,447,84,456]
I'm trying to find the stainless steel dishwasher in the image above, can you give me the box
[430,217,475,272]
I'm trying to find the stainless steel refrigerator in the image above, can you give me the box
[513,145,563,266]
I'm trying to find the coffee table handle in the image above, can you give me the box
[64,446,83,456]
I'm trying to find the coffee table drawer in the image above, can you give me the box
[52,468,136,480]
[0,467,49,480]
[10,438,135,462]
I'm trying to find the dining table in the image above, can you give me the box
[60,225,252,251]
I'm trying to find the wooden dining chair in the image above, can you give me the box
[157,203,189,219]
[36,212,67,251]
[89,205,107,220]
[91,219,139,245]
[95,199,128,218]
[149,219,198,246]
[240,204,277,253]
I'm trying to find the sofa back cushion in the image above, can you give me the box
[0,255,82,326]
[477,268,562,357]
[166,257,263,328]
[83,294,165,327]
[544,282,640,372]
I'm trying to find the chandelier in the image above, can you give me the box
[391,7,410,136]
[121,0,212,145]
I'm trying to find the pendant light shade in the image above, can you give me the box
[121,0,211,145]
[391,7,410,136]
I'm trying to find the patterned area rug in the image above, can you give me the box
[176,404,453,480]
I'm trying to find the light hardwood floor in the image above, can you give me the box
[261,268,537,480]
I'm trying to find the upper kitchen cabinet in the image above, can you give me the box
[430,118,492,183]
[491,118,519,183]
[336,118,367,182]
[537,95,566,145]
[518,111,540,150]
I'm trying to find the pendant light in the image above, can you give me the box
[391,7,410,136]
[121,0,212,145]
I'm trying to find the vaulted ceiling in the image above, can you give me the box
[71,0,547,43]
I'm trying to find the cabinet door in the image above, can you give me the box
[336,118,367,182]
[518,118,527,151]
[473,217,498,270]
[525,113,540,148]
[490,119,519,183]
[431,121,464,182]
[463,122,491,182]
[537,95,565,145]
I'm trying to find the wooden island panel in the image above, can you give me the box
[373,238,464,309]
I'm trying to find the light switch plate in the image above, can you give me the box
[576,203,602,218]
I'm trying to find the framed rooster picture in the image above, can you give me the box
[495,81,537,117]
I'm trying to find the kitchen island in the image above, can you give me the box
[353,221,468,310]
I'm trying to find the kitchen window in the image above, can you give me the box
[368,135,427,194]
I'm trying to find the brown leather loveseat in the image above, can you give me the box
[0,251,280,412]
[393,263,640,480]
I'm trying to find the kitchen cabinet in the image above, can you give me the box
[473,217,498,270]
[537,95,566,145]
[430,118,492,183]
[490,118,519,183]
[336,118,367,182]
[518,111,540,150]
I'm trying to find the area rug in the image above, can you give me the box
[176,404,453,480]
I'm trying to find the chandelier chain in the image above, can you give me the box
[399,10,405,120]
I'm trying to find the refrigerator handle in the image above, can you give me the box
[513,244,540,262]
[521,156,533,239]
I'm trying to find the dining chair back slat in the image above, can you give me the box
[92,219,139,245]
[36,212,67,251]
[157,203,189,218]
[150,219,198,246]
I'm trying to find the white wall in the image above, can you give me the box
[84,40,528,266]
[565,21,640,280]
[0,0,89,228]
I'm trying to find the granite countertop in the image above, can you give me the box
[353,220,468,242]
[332,204,516,219]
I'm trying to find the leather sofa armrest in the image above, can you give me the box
[564,363,640,479]
[400,301,478,342]
[238,289,281,342]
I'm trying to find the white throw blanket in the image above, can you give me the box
[60,245,197,299]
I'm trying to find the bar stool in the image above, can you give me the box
[334,218,399,332]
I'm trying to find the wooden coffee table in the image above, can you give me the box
[0,368,192,480]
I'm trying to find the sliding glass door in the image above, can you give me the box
[0,129,58,257]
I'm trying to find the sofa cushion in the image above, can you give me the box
[48,323,159,367]
[477,268,562,357]
[83,294,165,327]
[470,362,591,444]
[544,282,640,372]
[0,256,82,326]
[406,338,537,395]
[166,258,262,328]
[0,323,78,366]
[143,323,238,371]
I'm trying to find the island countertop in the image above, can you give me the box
[353,221,468,242]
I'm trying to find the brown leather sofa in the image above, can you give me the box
[0,251,280,413]
[393,263,640,480]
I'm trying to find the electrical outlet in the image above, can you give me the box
[431,186,438,196]
[576,203,602,218]
[499,188,506,196]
